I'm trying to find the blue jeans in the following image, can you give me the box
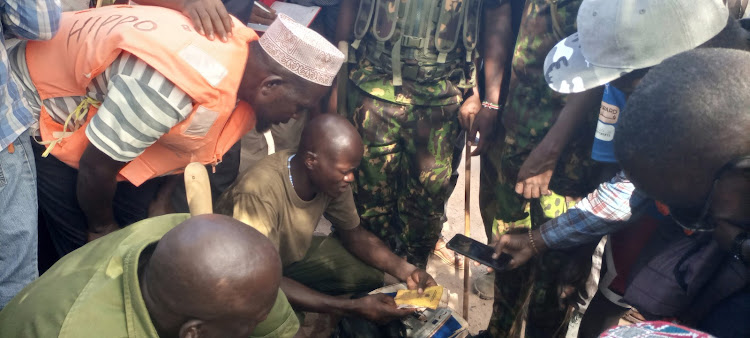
[0,130,38,309]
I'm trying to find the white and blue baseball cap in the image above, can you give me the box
[544,0,729,94]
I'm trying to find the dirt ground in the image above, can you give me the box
[424,151,492,334]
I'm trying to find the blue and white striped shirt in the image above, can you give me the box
[0,0,61,151]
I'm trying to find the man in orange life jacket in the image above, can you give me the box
[8,6,344,258]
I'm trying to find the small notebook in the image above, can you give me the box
[247,2,321,32]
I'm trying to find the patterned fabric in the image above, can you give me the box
[0,0,61,151]
[259,13,344,86]
[600,321,714,338]
[7,46,192,162]
[479,0,602,238]
[349,58,464,106]
[349,56,463,106]
[481,0,604,336]
[540,171,649,249]
[348,0,482,106]
[346,84,463,269]
[488,195,576,338]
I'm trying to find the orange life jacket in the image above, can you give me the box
[26,5,258,186]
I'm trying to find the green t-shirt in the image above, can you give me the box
[216,150,361,267]
[0,214,299,338]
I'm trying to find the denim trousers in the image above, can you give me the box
[32,142,162,260]
[0,130,38,309]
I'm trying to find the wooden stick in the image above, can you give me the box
[184,162,213,215]
[463,116,474,320]
[336,41,349,116]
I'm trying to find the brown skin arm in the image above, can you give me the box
[148,175,178,217]
[515,87,603,198]
[334,0,357,48]
[462,1,513,156]
[491,228,547,269]
[77,144,127,242]
[136,0,233,41]
[280,277,415,324]
[327,0,358,114]
[338,226,437,291]
[280,225,435,323]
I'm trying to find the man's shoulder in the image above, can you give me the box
[234,151,290,194]
[0,215,186,338]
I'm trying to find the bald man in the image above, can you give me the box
[0,214,299,338]
[217,114,437,323]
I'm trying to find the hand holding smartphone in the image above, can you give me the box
[446,234,512,271]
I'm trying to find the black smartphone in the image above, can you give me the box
[446,234,511,271]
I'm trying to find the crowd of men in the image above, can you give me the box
[0,0,747,337]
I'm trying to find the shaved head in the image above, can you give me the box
[299,114,363,160]
[142,214,282,338]
[297,114,363,198]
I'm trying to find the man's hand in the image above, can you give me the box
[87,223,119,242]
[352,294,415,324]
[515,142,561,198]
[458,92,480,130]
[491,232,536,269]
[468,106,498,156]
[515,169,554,199]
[405,268,437,293]
[180,0,233,41]
[249,4,277,25]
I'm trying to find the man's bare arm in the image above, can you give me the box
[77,144,127,241]
[280,276,414,323]
[339,226,436,291]
[514,87,603,198]
[464,1,513,155]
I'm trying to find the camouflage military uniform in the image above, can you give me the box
[479,0,603,336]
[345,0,485,268]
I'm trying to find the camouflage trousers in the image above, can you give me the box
[485,193,577,337]
[479,54,602,335]
[480,133,601,337]
[346,84,463,269]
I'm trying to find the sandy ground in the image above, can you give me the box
[424,151,493,334]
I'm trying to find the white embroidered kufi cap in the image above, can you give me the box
[258,14,344,86]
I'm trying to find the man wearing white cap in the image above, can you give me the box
[8,5,343,260]
[492,0,750,336]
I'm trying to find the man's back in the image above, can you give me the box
[0,214,190,337]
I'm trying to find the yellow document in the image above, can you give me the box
[394,286,444,310]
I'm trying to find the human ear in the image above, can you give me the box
[178,319,204,338]
[304,151,317,170]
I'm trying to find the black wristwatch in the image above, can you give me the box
[732,232,749,264]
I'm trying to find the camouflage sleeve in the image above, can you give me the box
[323,187,361,230]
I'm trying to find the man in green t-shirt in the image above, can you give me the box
[0,214,300,338]
[217,114,437,324]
